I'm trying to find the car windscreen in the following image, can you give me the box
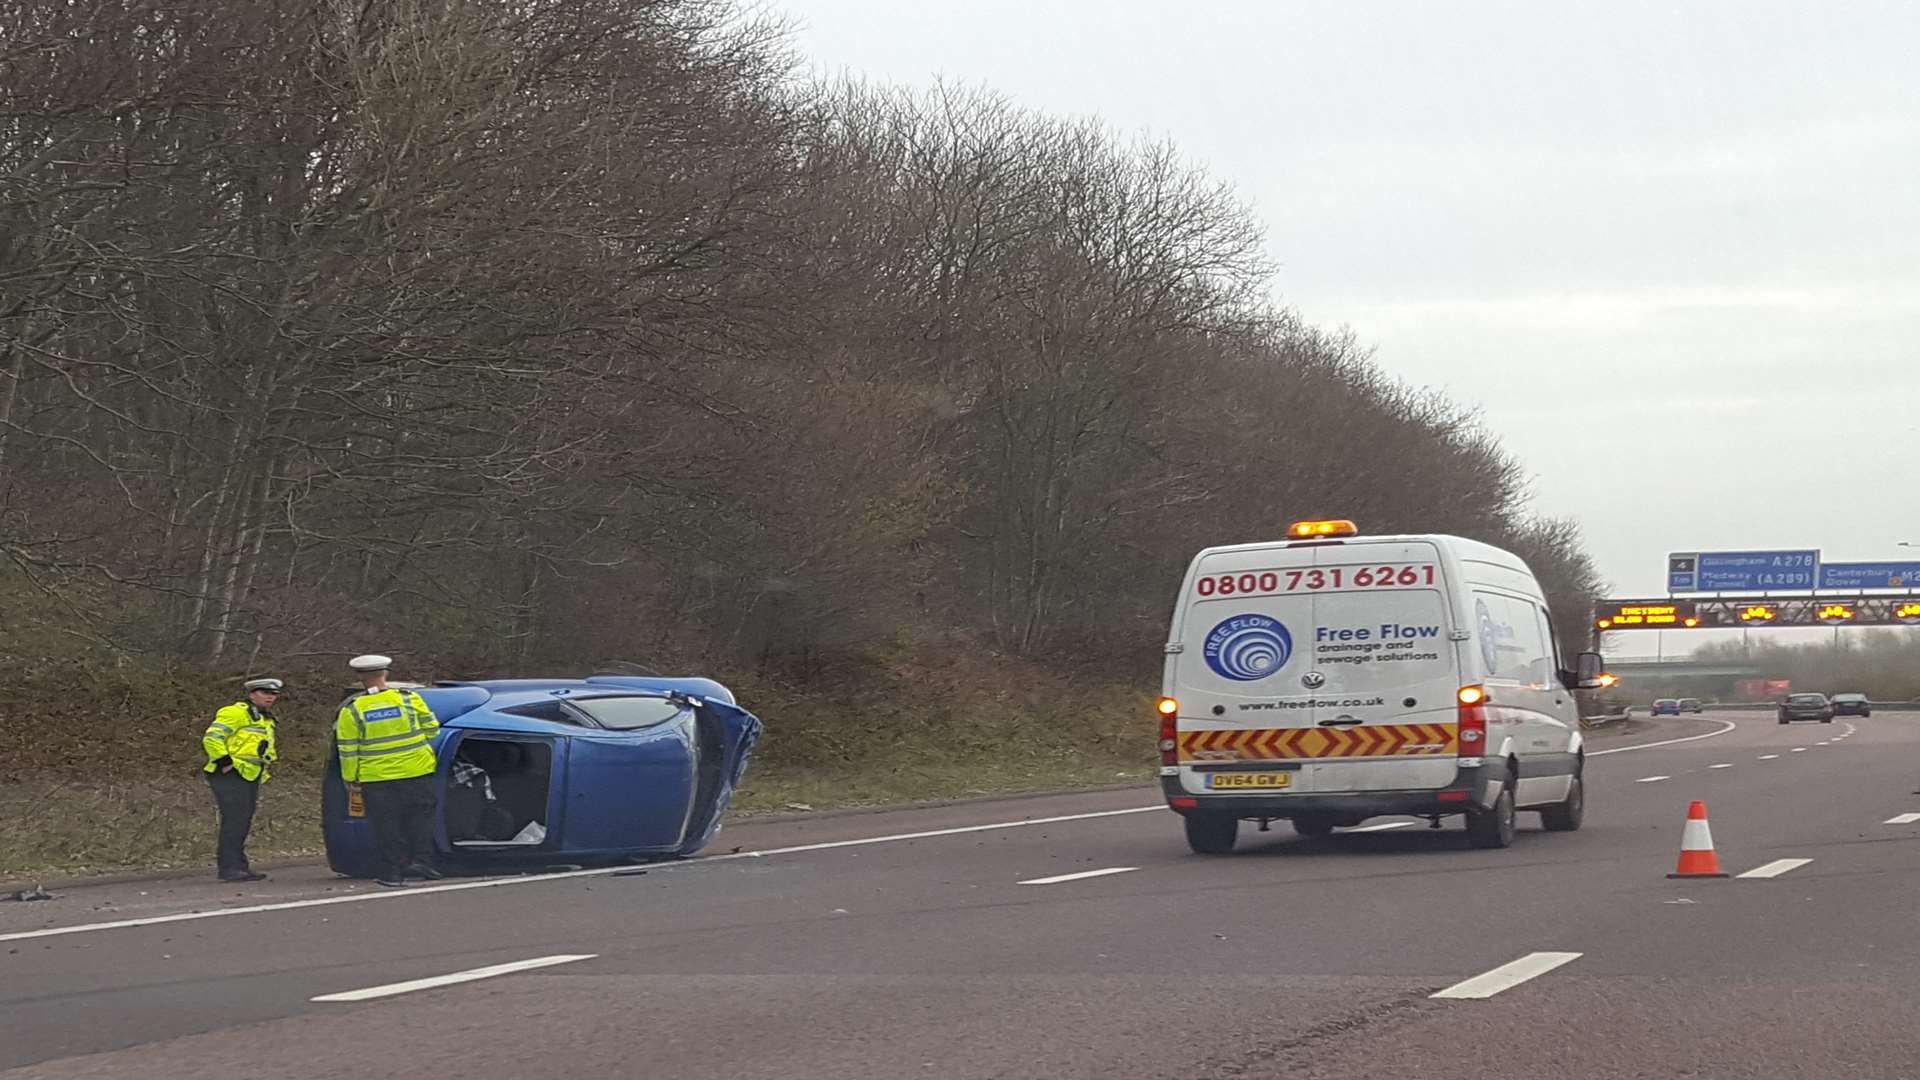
[1787,694,1826,705]
[567,695,686,730]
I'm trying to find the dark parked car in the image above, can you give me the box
[1778,692,1835,725]
[1678,698,1704,714]
[1830,693,1872,718]
[1651,698,1682,716]
[323,675,762,879]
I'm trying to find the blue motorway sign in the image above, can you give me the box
[1689,550,1820,591]
[1668,554,1698,592]
[1819,562,1920,590]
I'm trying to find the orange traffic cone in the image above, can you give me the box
[1668,799,1730,878]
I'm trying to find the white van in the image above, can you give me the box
[1157,520,1605,853]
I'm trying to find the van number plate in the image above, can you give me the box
[1207,773,1292,789]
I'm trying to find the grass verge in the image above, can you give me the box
[0,645,1156,882]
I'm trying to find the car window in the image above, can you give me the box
[1788,694,1826,704]
[568,695,686,730]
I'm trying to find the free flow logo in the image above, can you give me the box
[1203,614,1293,681]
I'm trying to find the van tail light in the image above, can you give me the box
[1157,697,1179,765]
[1456,685,1487,757]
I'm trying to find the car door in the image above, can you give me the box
[557,696,700,853]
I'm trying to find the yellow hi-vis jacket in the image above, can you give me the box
[204,702,278,782]
[335,687,439,783]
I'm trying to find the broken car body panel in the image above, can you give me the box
[322,676,761,878]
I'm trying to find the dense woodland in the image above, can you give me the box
[1,0,1603,681]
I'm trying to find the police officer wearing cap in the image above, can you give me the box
[203,677,283,882]
[336,654,443,887]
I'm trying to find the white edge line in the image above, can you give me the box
[1018,866,1139,886]
[1588,718,1738,757]
[1737,858,1812,880]
[311,953,595,1002]
[1432,951,1582,1000]
[1635,776,1670,783]
[0,806,1165,945]
[1884,813,1920,825]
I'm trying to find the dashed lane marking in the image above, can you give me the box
[1885,813,1920,825]
[1710,763,1734,770]
[1432,952,1583,1000]
[311,954,596,1002]
[1018,867,1139,886]
[1738,858,1813,880]
[1636,776,1670,783]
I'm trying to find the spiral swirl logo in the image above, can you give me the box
[1203,614,1293,682]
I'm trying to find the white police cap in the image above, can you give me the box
[348,654,393,673]
[243,677,284,692]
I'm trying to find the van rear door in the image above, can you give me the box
[1172,549,1322,792]
[1303,541,1461,792]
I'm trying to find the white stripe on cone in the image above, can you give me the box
[1680,816,1715,851]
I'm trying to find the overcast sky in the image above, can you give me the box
[778,0,1920,620]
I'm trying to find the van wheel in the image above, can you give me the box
[1540,771,1584,832]
[1184,814,1239,855]
[1467,768,1517,849]
[1292,816,1335,838]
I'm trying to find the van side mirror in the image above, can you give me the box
[1571,651,1607,690]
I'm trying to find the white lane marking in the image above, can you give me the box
[1759,754,1779,760]
[1589,718,1737,757]
[1885,813,1920,825]
[1345,821,1414,832]
[1636,775,1670,783]
[1018,867,1138,886]
[1710,763,1734,770]
[0,806,1165,945]
[1738,858,1813,880]
[1431,951,1583,1000]
[1791,748,1808,753]
[312,954,595,1002]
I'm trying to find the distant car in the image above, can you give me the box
[1678,698,1704,714]
[1778,693,1835,725]
[1651,699,1682,716]
[1830,693,1872,718]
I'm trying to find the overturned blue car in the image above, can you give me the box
[322,675,762,878]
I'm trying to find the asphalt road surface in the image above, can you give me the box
[7,710,1920,1079]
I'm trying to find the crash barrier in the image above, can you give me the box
[1699,701,1920,713]
[1579,707,1632,729]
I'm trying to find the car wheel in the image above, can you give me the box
[1292,816,1335,839]
[1467,767,1517,849]
[1184,813,1238,855]
[1540,770,1584,832]
[1822,716,1833,724]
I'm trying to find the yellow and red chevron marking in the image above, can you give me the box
[1178,723,1457,761]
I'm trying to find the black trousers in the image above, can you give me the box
[361,774,439,877]
[205,770,259,875]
